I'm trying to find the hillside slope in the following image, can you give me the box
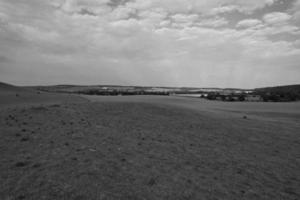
[0,82,86,106]
[255,84,300,101]
[0,82,28,92]
[255,84,300,93]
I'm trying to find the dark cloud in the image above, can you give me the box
[107,0,132,8]
[0,55,11,63]
[78,8,97,16]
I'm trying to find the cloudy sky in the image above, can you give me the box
[0,0,300,88]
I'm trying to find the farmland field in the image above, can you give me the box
[0,92,299,200]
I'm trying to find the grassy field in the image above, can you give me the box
[0,91,299,199]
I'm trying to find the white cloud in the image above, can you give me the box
[209,5,239,15]
[110,6,135,20]
[138,9,168,27]
[292,10,300,21]
[110,18,141,33]
[263,12,292,25]
[159,20,171,27]
[3,22,60,43]
[171,14,198,24]
[170,14,199,27]
[126,0,277,15]
[293,0,300,8]
[60,0,112,15]
[0,11,8,21]
[197,17,229,27]
[236,19,263,28]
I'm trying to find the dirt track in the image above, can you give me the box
[0,94,299,200]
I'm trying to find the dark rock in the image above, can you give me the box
[20,137,29,142]
[71,157,78,161]
[15,162,28,167]
[32,163,41,168]
[17,195,26,199]
[148,178,156,186]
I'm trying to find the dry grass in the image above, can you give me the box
[0,94,299,200]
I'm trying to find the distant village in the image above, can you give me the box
[35,84,300,102]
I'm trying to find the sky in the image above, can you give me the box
[0,0,300,88]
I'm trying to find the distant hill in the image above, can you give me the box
[255,84,300,93]
[255,84,300,94]
[255,84,300,101]
[0,82,25,92]
[0,82,39,94]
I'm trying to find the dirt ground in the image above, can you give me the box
[0,92,299,200]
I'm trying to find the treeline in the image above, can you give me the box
[206,93,246,101]
[255,85,300,102]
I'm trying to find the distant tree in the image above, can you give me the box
[238,95,245,101]
[207,93,216,100]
